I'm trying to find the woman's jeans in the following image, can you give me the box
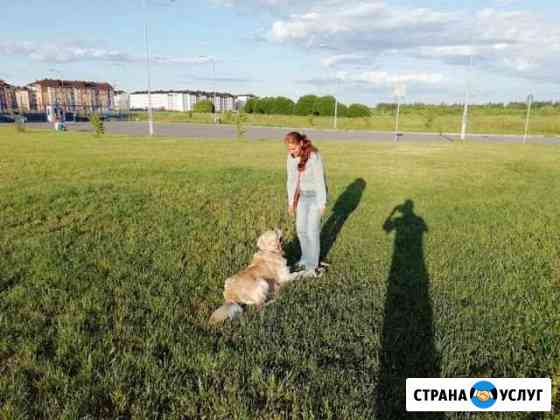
[296,191,321,270]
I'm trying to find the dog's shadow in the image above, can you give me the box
[284,178,367,266]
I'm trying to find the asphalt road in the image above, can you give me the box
[26,121,560,144]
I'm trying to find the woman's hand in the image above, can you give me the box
[320,207,326,216]
[288,206,295,217]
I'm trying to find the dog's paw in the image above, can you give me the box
[227,303,244,320]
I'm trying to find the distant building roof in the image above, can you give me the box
[130,89,235,97]
[29,79,113,90]
[0,80,14,88]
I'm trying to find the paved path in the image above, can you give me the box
[26,121,560,144]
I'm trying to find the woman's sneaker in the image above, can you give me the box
[300,266,326,279]
[315,266,327,277]
[291,261,306,273]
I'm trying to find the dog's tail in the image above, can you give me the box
[209,303,243,325]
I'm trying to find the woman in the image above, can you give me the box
[285,131,327,275]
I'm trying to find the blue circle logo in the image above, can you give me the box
[470,381,498,409]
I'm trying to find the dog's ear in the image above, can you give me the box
[257,233,268,251]
[274,228,283,240]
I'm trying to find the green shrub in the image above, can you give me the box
[424,111,436,130]
[348,103,371,118]
[244,98,258,113]
[313,96,337,116]
[294,95,318,116]
[222,111,234,124]
[337,103,348,118]
[270,97,295,115]
[235,112,248,139]
[90,114,105,137]
[193,100,215,113]
[255,97,275,114]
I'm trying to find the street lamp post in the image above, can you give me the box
[460,50,473,141]
[334,76,339,130]
[523,94,533,144]
[212,58,218,122]
[393,83,406,142]
[143,0,154,136]
[49,68,66,123]
[197,55,218,119]
[460,5,475,141]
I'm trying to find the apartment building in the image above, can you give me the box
[15,88,36,112]
[27,79,114,113]
[129,90,247,112]
[114,90,130,111]
[0,80,17,112]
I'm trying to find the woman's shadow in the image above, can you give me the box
[284,178,366,266]
[376,199,442,419]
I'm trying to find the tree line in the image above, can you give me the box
[243,95,371,117]
[192,96,560,116]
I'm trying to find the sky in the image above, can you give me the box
[1,0,559,105]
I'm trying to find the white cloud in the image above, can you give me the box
[321,53,369,68]
[299,70,445,92]
[218,0,560,83]
[0,40,214,66]
[0,40,132,63]
[336,70,445,86]
[151,56,215,65]
[266,1,460,46]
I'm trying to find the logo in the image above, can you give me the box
[470,381,498,409]
[406,378,551,412]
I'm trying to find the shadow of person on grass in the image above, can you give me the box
[284,178,366,266]
[376,199,442,419]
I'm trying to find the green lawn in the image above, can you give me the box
[131,110,560,136]
[1,126,559,419]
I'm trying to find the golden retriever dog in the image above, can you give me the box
[209,229,298,324]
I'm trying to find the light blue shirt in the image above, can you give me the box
[287,152,327,208]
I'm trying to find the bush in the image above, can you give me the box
[313,96,337,116]
[255,97,275,114]
[243,98,258,113]
[222,111,235,124]
[424,111,436,130]
[294,95,318,116]
[270,97,295,115]
[235,112,248,139]
[337,103,348,118]
[193,100,215,113]
[348,103,371,118]
[90,113,105,137]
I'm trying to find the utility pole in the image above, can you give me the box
[144,0,154,136]
[523,94,533,144]
[460,50,473,141]
[333,75,339,129]
[394,96,401,142]
[393,82,406,142]
[460,4,475,141]
[212,58,218,122]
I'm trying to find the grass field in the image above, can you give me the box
[1,126,559,419]
[131,109,560,136]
